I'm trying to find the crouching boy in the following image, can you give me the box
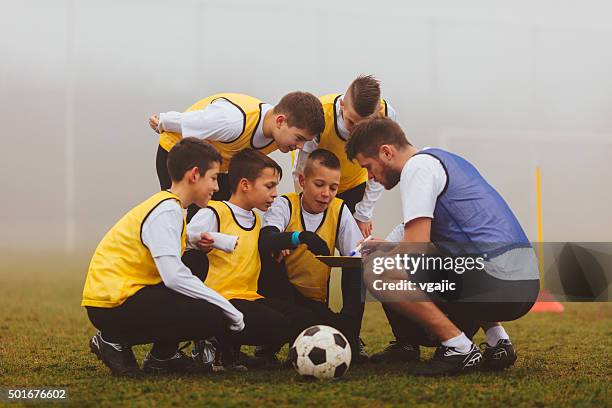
[259,149,366,363]
[185,149,316,369]
[82,138,244,376]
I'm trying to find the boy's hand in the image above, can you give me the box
[149,114,161,133]
[356,219,373,238]
[299,231,330,256]
[196,232,215,253]
[273,249,291,263]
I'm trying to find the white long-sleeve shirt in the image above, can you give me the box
[158,99,274,149]
[292,94,397,222]
[141,199,244,331]
[187,201,255,240]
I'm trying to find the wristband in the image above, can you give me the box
[291,231,301,248]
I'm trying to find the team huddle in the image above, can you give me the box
[82,75,540,378]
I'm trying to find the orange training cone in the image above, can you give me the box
[529,290,565,313]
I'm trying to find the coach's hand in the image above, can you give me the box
[356,219,372,238]
[196,232,215,253]
[299,231,330,256]
[149,114,161,133]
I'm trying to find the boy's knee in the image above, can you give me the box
[269,311,291,331]
[282,303,316,329]
[191,301,228,333]
[182,250,209,281]
[296,308,318,329]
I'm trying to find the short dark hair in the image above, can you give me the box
[167,137,222,182]
[228,148,283,193]
[346,74,381,117]
[273,91,325,135]
[304,149,341,177]
[345,117,411,161]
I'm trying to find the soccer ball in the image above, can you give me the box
[288,325,351,379]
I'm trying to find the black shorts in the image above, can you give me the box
[381,268,539,343]
[86,284,228,346]
[418,262,540,303]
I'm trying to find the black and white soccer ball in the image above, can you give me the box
[288,325,351,379]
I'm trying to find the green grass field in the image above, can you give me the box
[1,254,610,407]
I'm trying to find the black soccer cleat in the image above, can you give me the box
[191,339,218,373]
[370,341,420,363]
[414,343,483,376]
[89,331,141,377]
[353,338,370,364]
[251,345,282,369]
[214,343,248,372]
[143,349,199,375]
[480,339,517,370]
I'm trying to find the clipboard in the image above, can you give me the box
[315,256,362,268]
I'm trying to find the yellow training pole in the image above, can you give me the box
[532,166,564,312]
[536,166,544,276]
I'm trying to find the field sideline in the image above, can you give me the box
[0,254,610,407]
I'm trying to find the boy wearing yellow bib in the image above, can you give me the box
[293,75,398,238]
[259,149,365,363]
[82,138,244,377]
[149,92,325,205]
[185,149,316,369]
[291,76,398,360]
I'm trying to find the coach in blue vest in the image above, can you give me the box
[346,117,539,376]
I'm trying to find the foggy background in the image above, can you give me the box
[2,0,612,255]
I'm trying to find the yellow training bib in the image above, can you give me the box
[159,93,278,172]
[283,192,344,302]
[82,191,185,308]
[318,93,388,193]
[204,201,263,300]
